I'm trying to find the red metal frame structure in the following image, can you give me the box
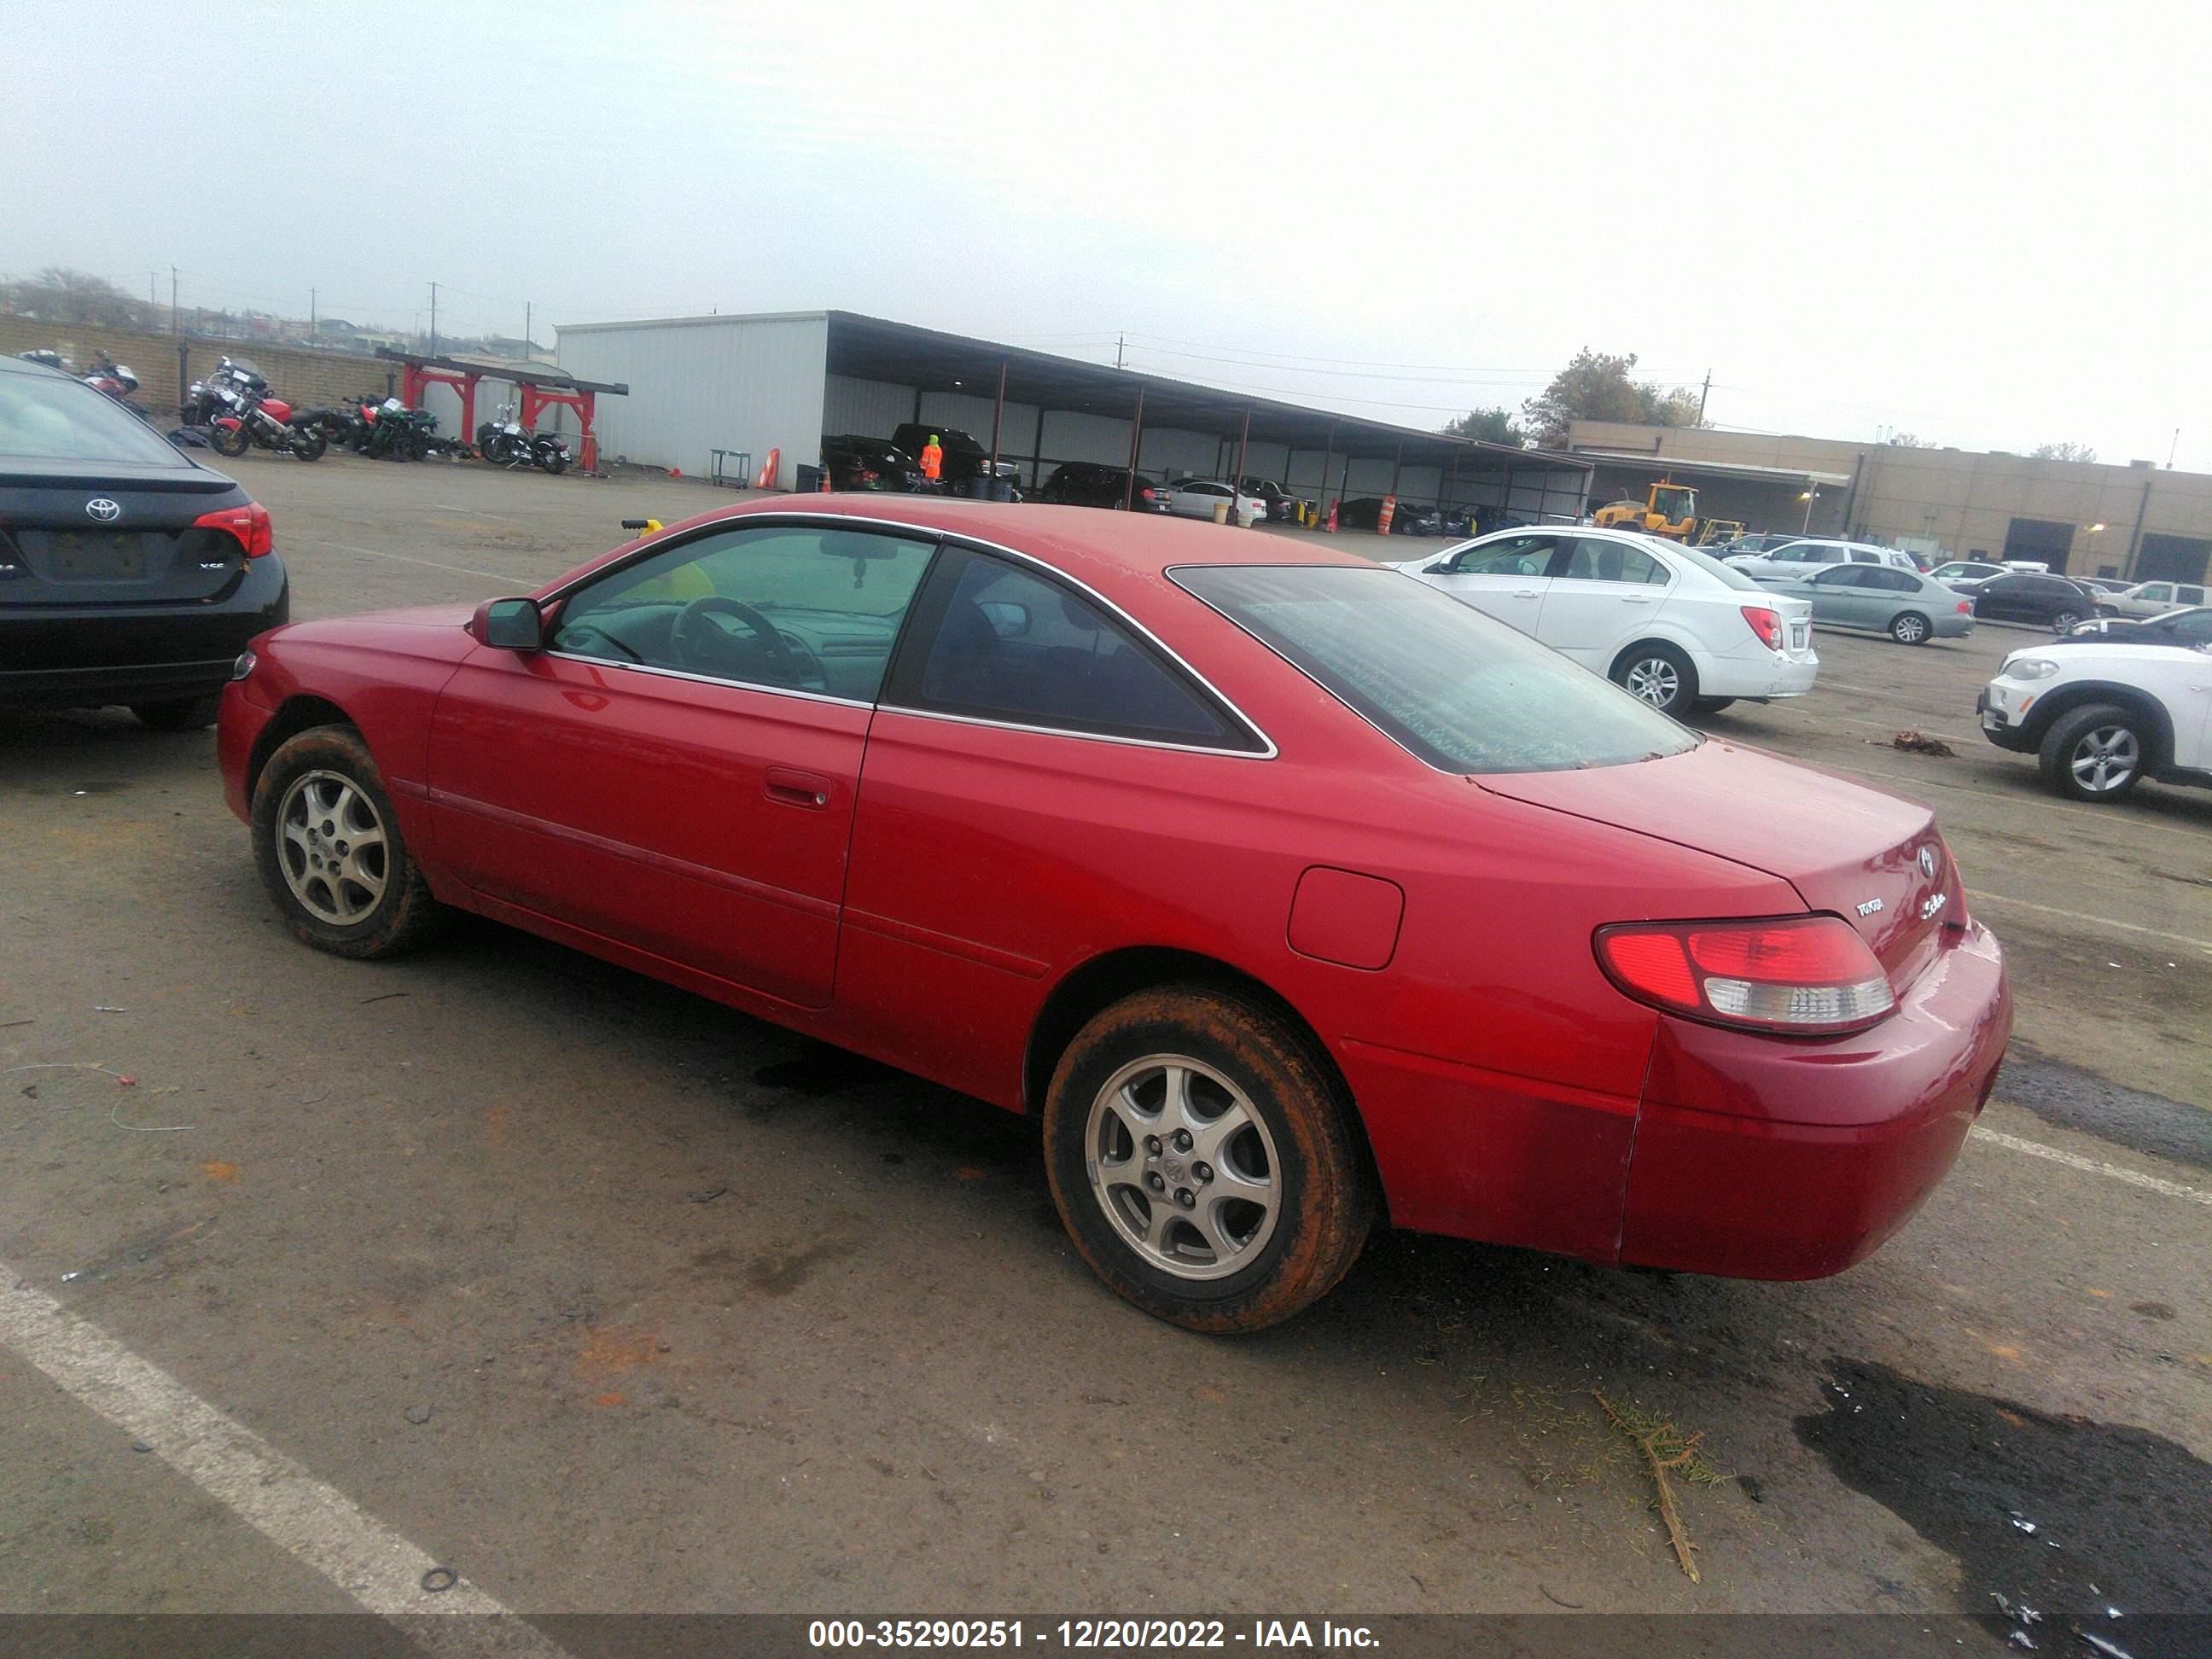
[375,349,628,471]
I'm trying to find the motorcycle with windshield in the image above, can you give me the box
[475,401,571,474]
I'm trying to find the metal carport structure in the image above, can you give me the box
[556,309,1592,530]
[819,311,1592,527]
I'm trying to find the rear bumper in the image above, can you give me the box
[0,554,288,710]
[1619,920,2011,1278]
[1700,649,1820,700]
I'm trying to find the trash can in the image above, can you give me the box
[794,463,824,492]
[1211,501,1231,525]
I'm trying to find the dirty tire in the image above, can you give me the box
[1610,641,1697,717]
[131,694,222,732]
[1889,610,1930,644]
[250,724,450,958]
[1043,984,1373,1333]
[2037,702,2147,803]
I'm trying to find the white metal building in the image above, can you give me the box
[557,310,1592,524]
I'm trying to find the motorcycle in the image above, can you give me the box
[180,357,269,428]
[358,398,440,461]
[208,383,328,463]
[475,402,571,474]
[80,353,153,422]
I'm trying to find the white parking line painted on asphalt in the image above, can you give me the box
[1971,1126,2212,1208]
[1964,889,2212,955]
[0,1269,568,1655]
[299,537,534,585]
[433,504,519,522]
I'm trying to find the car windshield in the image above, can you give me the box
[0,369,192,467]
[1173,564,1700,774]
[1669,543,1761,591]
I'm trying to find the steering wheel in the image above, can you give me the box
[671,596,820,688]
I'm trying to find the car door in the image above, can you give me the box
[1534,536,1674,667]
[835,543,1272,1103]
[1973,575,2028,623]
[1412,533,1563,635]
[1799,566,1881,629]
[424,519,938,1008]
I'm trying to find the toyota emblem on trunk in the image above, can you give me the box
[1918,847,1938,879]
[85,498,121,522]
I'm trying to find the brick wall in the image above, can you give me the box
[0,316,403,421]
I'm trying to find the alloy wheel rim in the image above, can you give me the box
[1626,658,1680,706]
[1896,615,1926,642]
[276,770,388,924]
[2069,726,2139,793]
[1084,1054,1281,1281]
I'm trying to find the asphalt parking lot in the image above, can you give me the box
[3,455,2209,1646]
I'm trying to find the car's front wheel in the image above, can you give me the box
[2039,702,2148,802]
[251,725,450,958]
[2052,609,2083,633]
[1042,985,1374,1333]
[1611,642,1697,717]
[1889,610,1931,644]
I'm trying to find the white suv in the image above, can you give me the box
[1978,640,2212,801]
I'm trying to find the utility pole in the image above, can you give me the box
[428,282,439,357]
[524,302,532,359]
[1697,370,1711,425]
[2169,428,2180,469]
[1115,332,1126,370]
[149,272,158,314]
[310,287,317,341]
[170,266,179,337]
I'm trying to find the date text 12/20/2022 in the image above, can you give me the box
[807,1620,1377,1649]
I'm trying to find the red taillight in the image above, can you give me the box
[1140,487,1157,500]
[1740,605,1784,650]
[1595,915,1895,1034]
[1956,600,1972,614]
[194,501,273,558]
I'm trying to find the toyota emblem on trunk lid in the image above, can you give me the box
[85,498,121,522]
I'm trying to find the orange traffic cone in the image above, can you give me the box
[818,468,830,493]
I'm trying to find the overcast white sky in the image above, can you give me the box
[7,1,2206,465]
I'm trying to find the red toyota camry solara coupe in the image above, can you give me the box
[218,497,2011,1330]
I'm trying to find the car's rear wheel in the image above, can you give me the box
[251,725,450,958]
[2038,703,2148,802]
[1889,610,1931,644]
[1611,642,1697,717]
[1042,985,1373,1333]
[131,695,221,732]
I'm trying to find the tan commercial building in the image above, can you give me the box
[1567,420,2212,585]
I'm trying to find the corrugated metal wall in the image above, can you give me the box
[557,315,830,485]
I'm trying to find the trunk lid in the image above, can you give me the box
[1478,739,1960,992]
[0,475,255,608]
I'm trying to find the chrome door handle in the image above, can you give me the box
[1512,589,1540,598]
[1621,595,1653,603]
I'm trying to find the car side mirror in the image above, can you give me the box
[477,597,544,651]
[1423,562,1453,575]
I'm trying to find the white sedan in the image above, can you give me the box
[1160,478,1266,527]
[1388,527,1819,717]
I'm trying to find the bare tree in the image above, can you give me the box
[1,267,148,328]
[2029,440,2098,463]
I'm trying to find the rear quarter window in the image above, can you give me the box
[1174,564,1698,775]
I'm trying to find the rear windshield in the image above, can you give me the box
[1672,542,1761,591]
[1173,564,1700,774]
[0,370,191,468]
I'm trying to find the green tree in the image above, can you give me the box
[2030,440,2097,463]
[1442,405,1528,447]
[1519,349,1700,446]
